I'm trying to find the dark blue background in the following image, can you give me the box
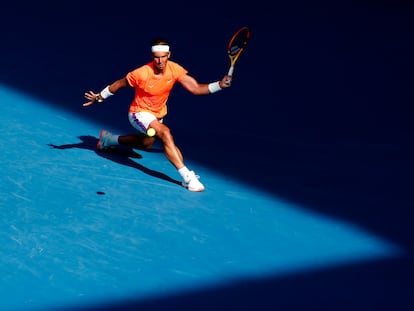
[1,1,412,310]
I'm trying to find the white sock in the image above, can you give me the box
[108,134,120,146]
[178,166,190,180]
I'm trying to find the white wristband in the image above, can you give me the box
[100,85,114,99]
[208,81,222,94]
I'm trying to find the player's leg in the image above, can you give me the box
[154,122,204,192]
[118,133,155,150]
[153,123,184,168]
[97,112,158,150]
[97,129,156,150]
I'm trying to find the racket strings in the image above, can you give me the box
[228,29,250,56]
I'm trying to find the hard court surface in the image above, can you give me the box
[1,2,413,310]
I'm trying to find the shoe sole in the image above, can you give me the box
[182,183,205,192]
[190,187,205,192]
[97,129,105,150]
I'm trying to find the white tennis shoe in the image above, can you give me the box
[182,171,205,192]
[97,129,113,150]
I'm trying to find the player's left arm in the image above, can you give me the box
[179,74,232,95]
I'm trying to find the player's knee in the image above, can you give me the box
[157,126,172,142]
[142,137,156,149]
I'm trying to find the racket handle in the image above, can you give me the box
[228,66,234,76]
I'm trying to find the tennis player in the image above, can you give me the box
[83,38,232,192]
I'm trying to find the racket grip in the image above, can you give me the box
[228,66,234,76]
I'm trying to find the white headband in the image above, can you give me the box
[151,45,170,53]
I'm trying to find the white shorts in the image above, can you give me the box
[128,112,163,134]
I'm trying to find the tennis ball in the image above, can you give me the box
[147,128,156,137]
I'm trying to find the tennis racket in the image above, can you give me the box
[227,26,251,76]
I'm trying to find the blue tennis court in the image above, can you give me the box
[1,2,412,310]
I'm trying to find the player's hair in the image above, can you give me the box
[150,38,170,48]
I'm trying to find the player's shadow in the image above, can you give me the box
[48,135,181,186]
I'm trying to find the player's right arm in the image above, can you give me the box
[83,77,131,107]
[179,74,231,96]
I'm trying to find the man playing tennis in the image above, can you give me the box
[83,38,232,192]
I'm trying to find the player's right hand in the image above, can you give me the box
[83,91,99,107]
[221,75,232,88]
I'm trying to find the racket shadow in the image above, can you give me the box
[48,135,181,186]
